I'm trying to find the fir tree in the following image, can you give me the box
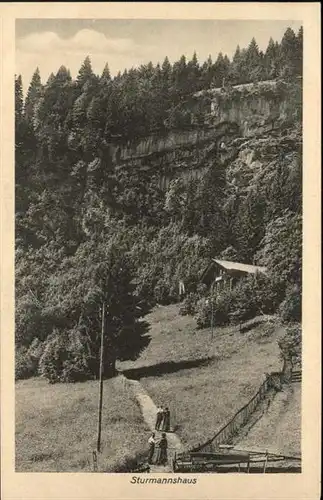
[77,56,94,88]
[24,68,42,124]
[279,27,298,78]
[101,63,111,83]
[15,74,24,121]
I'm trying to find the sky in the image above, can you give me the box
[16,19,302,92]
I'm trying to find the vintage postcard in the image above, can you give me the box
[0,2,321,500]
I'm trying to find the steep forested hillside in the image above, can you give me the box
[15,27,302,382]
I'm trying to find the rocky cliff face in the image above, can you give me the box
[109,78,302,191]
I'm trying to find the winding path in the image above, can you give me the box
[125,377,185,473]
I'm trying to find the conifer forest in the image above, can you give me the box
[15,26,302,384]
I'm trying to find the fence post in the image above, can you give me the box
[92,450,98,472]
[263,450,268,473]
[187,372,276,458]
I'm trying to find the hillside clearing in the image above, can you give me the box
[16,376,149,472]
[235,383,301,457]
[118,304,285,450]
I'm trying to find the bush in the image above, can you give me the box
[195,273,286,330]
[154,285,171,305]
[279,285,301,323]
[253,273,285,314]
[15,346,35,380]
[110,452,148,472]
[179,293,198,316]
[229,278,258,323]
[278,322,302,370]
[38,332,68,383]
[15,338,44,380]
[195,297,211,329]
[195,289,235,329]
[39,329,92,383]
[259,322,277,338]
[214,291,235,326]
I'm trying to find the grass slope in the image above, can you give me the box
[118,304,284,450]
[16,376,149,472]
[235,383,301,457]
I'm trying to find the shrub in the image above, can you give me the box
[195,297,212,329]
[278,322,302,371]
[213,290,235,326]
[15,338,44,380]
[279,285,301,323]
[195,289,235,329]
[38,331,69,383]
[230,278,258,323]
[260,322,277,338]
[252,273,285,314]
[15,346,35,380]
[179,292,198,316]
[110,452,148,472]
[38,329,92,383]
[154,281,172,305]
[195,273,286,330]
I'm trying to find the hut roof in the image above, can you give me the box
[200,259,267,283]
[213,259,267,275]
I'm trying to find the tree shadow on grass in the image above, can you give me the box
[120,356,215,380]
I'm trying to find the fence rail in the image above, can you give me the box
[189,371,283,454]
[291,370,301,382]
[173,448,301,473]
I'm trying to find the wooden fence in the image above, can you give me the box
[189,371,283,454]
[173,447,301,473]
[291,369,301,383]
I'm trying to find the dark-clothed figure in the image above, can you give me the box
[147,432,156,464]
[156,433,168,465]
[164,407,170,432]
[160,407,170,431]
[155,406,163,430]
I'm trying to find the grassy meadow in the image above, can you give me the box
[236,382,301,457]
[16,303,299,471]
[118,304,286,450]
[16,375,149,472]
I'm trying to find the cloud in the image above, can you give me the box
[16,28,159,91]
[16,29,148,56]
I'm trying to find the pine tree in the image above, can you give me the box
[101,63,111,83]
[213,52,230,87]
[38,236,152,381]
[233,45,241,63]
[229,45,245,84]
[15,75,38,235]
[46,72,55,86]
[187,51,200,92]
[161,56,172,104]
[200,54,213,88]
[77,56,94,88]
[246,37,264,82]
[279,27,298,78]
[15,74,24,121]
[265,37,279,79]
[172,55,187,95]
[24,68,42,124]
[247,37,260,62]
[296,26,303,76]
[56,65,72,83]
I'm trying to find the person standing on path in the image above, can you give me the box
[156,433,168,465]
[160,406,167,431]
[155,406,163,430]
[147,432,156,464]
[163,407,170,431]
